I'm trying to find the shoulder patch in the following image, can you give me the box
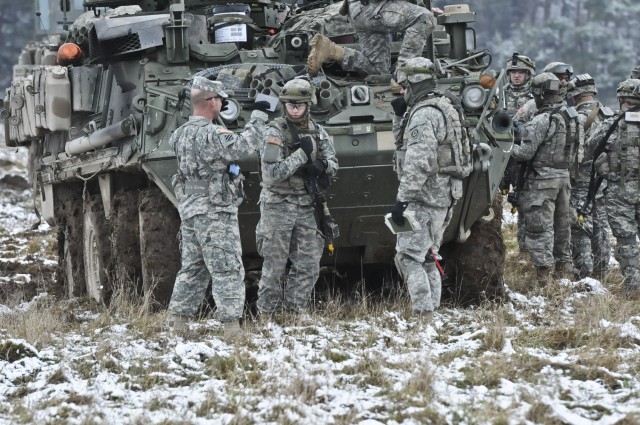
[268,136,283,146]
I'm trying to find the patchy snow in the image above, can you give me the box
[1,149,640,425]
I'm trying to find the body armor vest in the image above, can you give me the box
[173,119,243,206]
[505,82,532,115]
[532,106,580,173]
[607,115,640,185]
[399,95,471,177]
[263,117,320,196]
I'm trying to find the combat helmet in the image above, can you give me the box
[395,57,439,94]
[531,72,567,105]
[543,62,573,80]
[630,65,640,79]
[616,79,640,105]
[506,52,536,76]
[279,79,316,104]
[569,73,598,98]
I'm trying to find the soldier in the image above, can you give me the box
[503,53,536,258]
[568,74,613,279]
[585,79,640,296]
[165,76,269,339]
[306,0,436,78]
[516,61,573,124]
[256,79,338,315]
[505,53,536,115]
[511,73,582,284]
[390,57,472,320]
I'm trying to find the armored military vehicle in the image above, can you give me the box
[2,0,514,306]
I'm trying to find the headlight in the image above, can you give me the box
[219,98,241,122]
[462,85,486,110]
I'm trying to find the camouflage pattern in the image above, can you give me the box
[395,95,470,313]
[586,108,640,289]
[343,0,436,75]
[570,98,611,277]
[168,110,267,321]
[505,82,533,115]
[511,103,583,268]
[191,76,229,97]
[256,117,338,313]
[506,53,536,76]
[631,65,640,79]
[515,98,538,124]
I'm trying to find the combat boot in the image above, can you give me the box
[554,261,573,280]
[165,314,189,333]
[222,321,244,343]
[536,266,553,287]
[307,34,345,76]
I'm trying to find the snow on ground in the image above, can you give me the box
[1,146,639,424]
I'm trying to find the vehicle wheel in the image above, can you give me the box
[139,188,180,309]
[444,193,506,305]
[56,199,86,298]
[83,196,112,304]
[111,191,142,293]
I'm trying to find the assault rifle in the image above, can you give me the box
[304,174,340,253]
[578,106,640,220]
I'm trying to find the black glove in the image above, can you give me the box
[253,100,271,112]
[305,159,328,177]
[299,136,314,160]
[513,122,526,142]
[391,201,409,226]
[390,96,407,117]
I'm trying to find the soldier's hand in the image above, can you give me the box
[513,122,526,142]
[299,136,314,160]
[306,159,328,177]
[391,201,409,226]
[253,100,271,112]
[390,97,407,117]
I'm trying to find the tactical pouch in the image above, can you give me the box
[171,174,185,202]
[393,149,406,181]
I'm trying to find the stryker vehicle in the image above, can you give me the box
[2,0,515,306]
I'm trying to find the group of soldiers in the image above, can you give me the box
[162,1,640,339]
[504,54,640,294]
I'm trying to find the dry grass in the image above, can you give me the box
[0,296,73,347]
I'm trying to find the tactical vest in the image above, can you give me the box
[574,101,614,184]
[607,113,640,186]
[531,106,580,174]
[263,117,320,195]
[505,83,532,115]
[397,95,471,178]
[172,119,243,207]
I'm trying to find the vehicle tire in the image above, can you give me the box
[444,193,506,305]
[56,199,86,298]
[138,188,180,309]
[111,190,142,293]
[83,196,112,304]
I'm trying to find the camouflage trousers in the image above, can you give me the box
[520,177,572,268]
[395,203,451,313]
[168,211,244,322]
[344,0,434,75]
[570,184,611,277]
[256,201,324,313]
[605,183,640,289]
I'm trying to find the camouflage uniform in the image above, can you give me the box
[345,0,436,75]
[515,62,573,124]
[568,74,612,278]
[256,82,338,313]
[503,54,536,255]
[585,79,640,290]
[511,73,582,277]
[392,58,471,314]
[168,78,267,322]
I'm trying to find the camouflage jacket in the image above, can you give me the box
[397,95,471,206]
[511,103,582,180]
[586,111,640,193]
[573,100,614,185]
[170,111,267,219]
[260,117,338,205]
[505,82,532,115]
